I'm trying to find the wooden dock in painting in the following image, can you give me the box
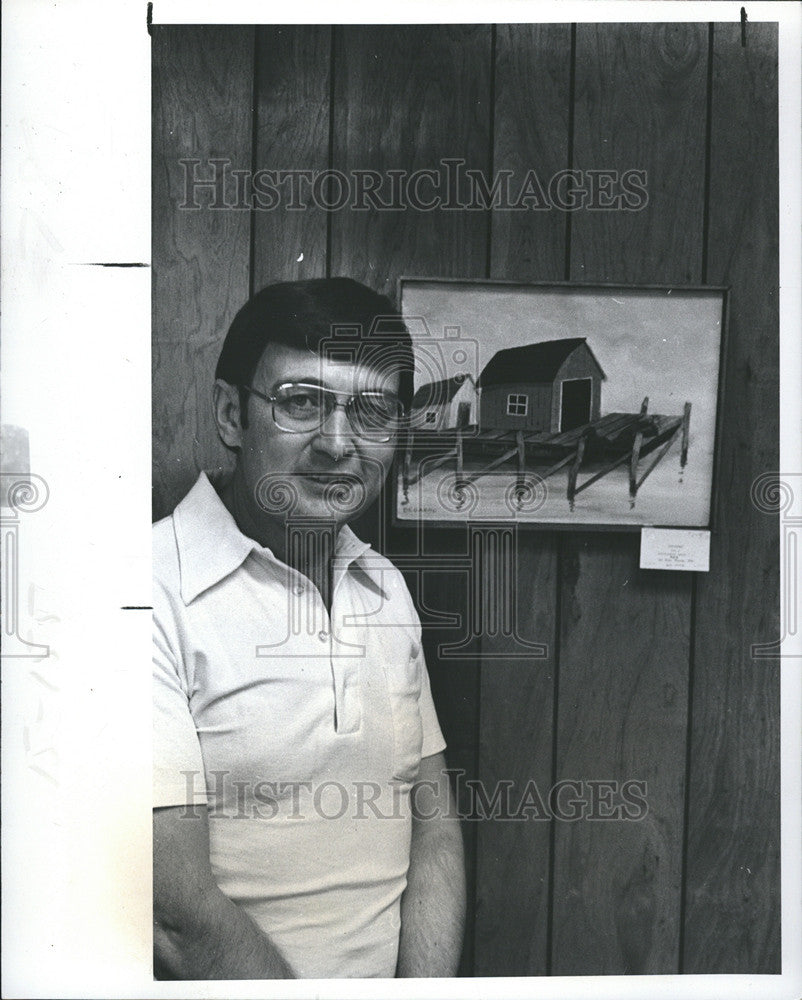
[401,397,692,507]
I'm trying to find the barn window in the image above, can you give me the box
[425,412,437,424]
[507,393,528,416]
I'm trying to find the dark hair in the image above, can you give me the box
[215,277,414,427]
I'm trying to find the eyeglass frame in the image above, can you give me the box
[240,381,406,443]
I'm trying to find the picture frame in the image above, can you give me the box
[394,278,728,530]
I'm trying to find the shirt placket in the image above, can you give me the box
[282,556,362,736]
[328,557,362,735]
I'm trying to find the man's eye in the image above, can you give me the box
[286,392,319,409]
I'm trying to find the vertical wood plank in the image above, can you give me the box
[473,24,571,977]
[330,25,491,297]
[152,26,253,520]
[489,24,573,281]
[682,24,780,974]
[555,536,692,974]
[329,25,492,974]
[570,23,708,283]
[472,530,559,976]
[252,26,331,286]
[552,23,708,974]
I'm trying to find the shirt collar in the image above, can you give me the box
[173,472,378,604]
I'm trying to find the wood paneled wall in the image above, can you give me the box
[152,23,780,976]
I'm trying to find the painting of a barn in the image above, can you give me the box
[397,279,724,527]
[410,372,479,430]
[477,338,605,433]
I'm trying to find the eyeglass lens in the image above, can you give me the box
[273,384,402,439]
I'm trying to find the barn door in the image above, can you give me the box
[560,377,592,431]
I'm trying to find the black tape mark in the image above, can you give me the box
[147,2,153,37]
[121,606,153,610]
[82,262,150,268]
[740,7,747,47]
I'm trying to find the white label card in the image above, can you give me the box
[639,527,711,572]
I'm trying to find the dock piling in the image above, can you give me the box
[402,430,414,501]
[516,431,526,502]
[681,402,691,466]
[630,430,644,497]
[567,432,587,503]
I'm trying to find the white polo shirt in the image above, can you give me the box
[153,472,445,978]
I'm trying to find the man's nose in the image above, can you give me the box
[313,402,357,460]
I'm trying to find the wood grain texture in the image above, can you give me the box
[490,24,572,281]
[253,26,331,287]
[571,23,708,283]
[553,23,708,974]
[552,536,691,974]
[473,530,558,975]
[152,27,253,520]
[330,25,492,296]
[473,24,571,977]
[328,25,493,974]
[400,526,480,978]
[682,23,780,974]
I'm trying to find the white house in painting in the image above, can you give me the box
[410,373,480,430]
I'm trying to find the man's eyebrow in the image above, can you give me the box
[267,376,395,393]
[260,376,331,392]
[272,376,326,387]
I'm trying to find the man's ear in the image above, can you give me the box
[213,380,244,449]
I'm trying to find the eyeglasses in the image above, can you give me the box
[242,382,405,443]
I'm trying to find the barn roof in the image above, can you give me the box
[411,372,476,409]
[478,338,606,387]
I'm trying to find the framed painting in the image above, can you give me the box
[394,278,728,529]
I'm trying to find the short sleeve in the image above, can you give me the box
[153,610,207,808]
[416,644,447,760]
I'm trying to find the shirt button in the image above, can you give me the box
[318,630,329,642]
[294,584,305,595]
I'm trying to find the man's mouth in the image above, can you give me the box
[299,472,369,512]
[305,473,354,485]
[302,473,367,498]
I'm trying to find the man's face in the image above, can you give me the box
[228,342,400,528]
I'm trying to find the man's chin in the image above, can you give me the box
[294,474,374,523]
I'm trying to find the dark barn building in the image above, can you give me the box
[478,338,605,433]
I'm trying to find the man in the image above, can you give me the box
[152,277,465,979]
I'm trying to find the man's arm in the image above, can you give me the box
[396,751,466,977]
[153,805,295,980]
